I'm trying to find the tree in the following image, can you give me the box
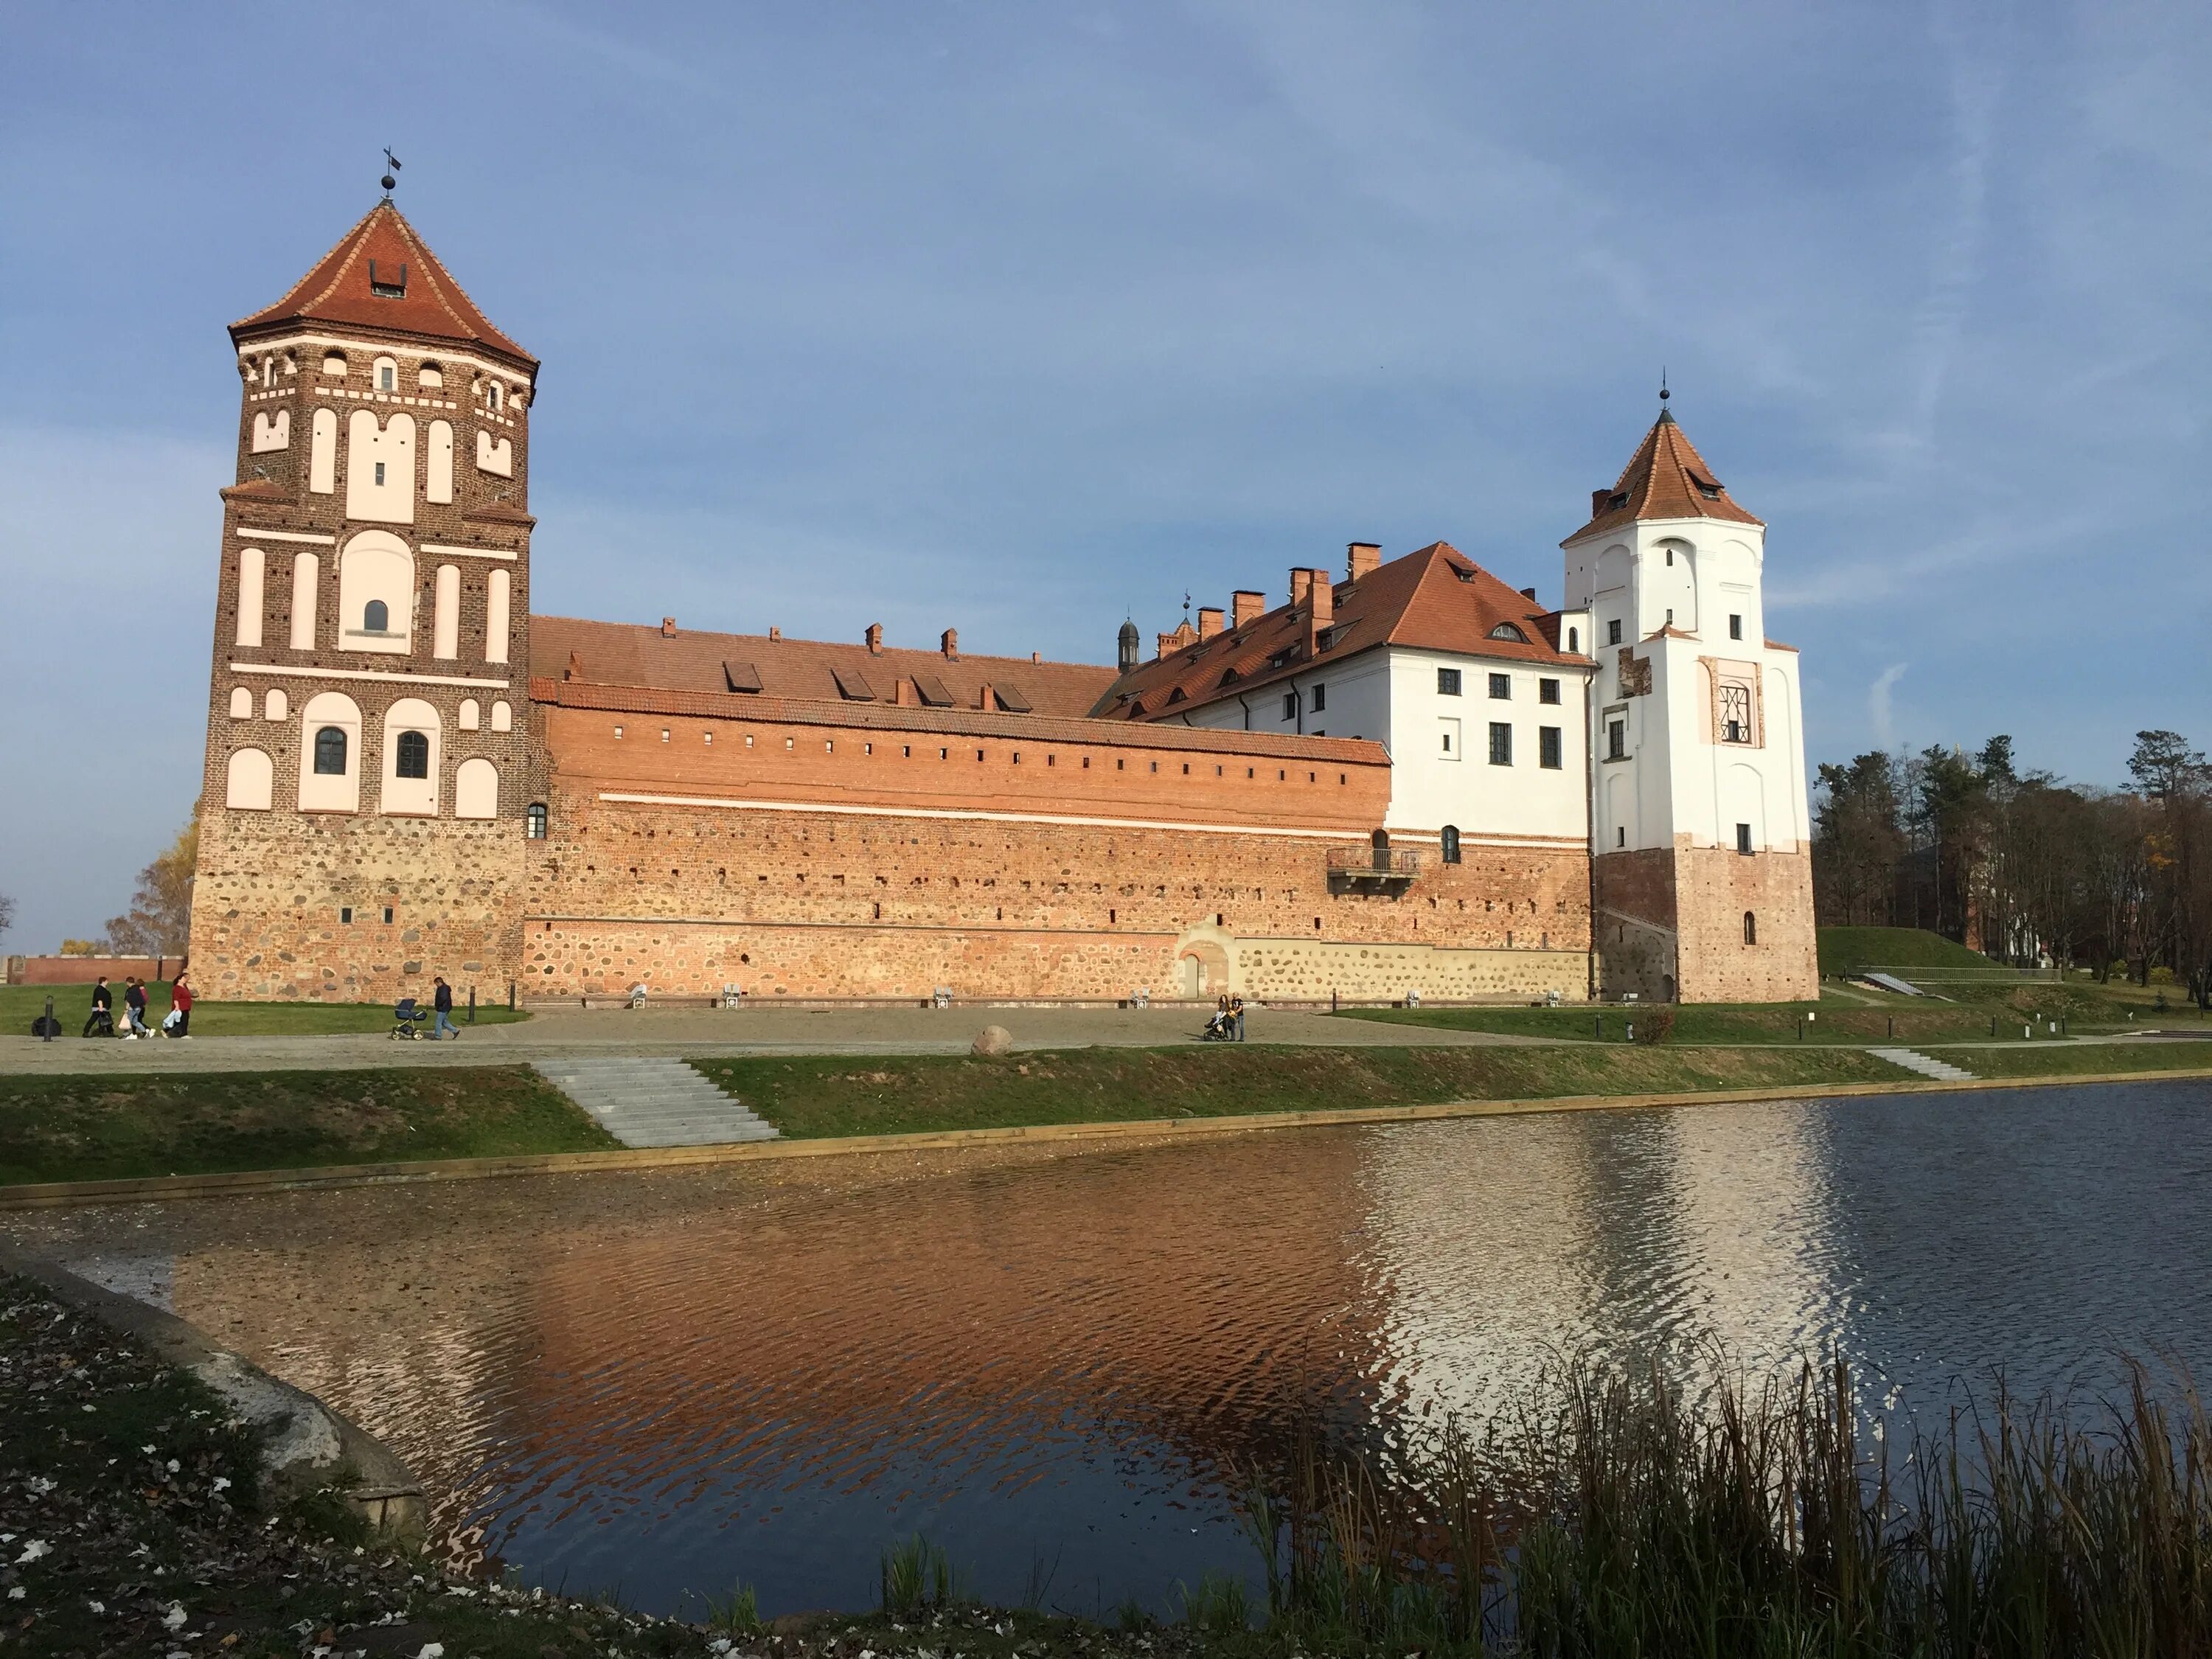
[0,890,13,945]
[1812,752,1905,925]
[101,805,200,957]
[2128,731,2206,801]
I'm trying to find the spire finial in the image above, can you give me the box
[1659,366,1669,405]
[380,148,403,198]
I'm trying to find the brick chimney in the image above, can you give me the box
[661,616,678,638]
[1232,590,1266,629]
[865,622,883,654]
[1346,542,1381,582]
[1592,488,1611,518]
[1307,570,1335,652]
[894,678,913,706]
[977,681,994,711]
[564,650,583,682]
[1520,587,1537,602]
[1290,568,1315,608]
[768,625,782,642]
[940,628,959,660]
[1197,606,1225,640]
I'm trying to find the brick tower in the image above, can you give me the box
[1561,399,1818,1003]
[187,193,540,1001]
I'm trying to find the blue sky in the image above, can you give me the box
[2,1,2207,953]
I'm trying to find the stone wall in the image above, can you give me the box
[524,698,1593,1001]
[1593,839,1818,1004]
[189,808,528,1003]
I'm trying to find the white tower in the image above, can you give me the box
[1561,398,1817,1003]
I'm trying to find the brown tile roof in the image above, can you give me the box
[531,616,1121,720]
[531,677,1390,766]
[1091,543,1585,722]
[1562,408,1763,543]
[231,201,535,371]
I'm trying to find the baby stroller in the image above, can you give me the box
[390,997,433,1040]
[1200,1007,1235,1041]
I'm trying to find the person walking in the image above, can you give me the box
[431,976,459,1040]
[166,971,194,1038]
[82,976,114,1037]
[122,977,151,1037]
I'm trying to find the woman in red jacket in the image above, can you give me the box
[167,971,194,1038]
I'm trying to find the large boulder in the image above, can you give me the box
[971,1024,1014,1057]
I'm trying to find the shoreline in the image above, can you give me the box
[4,1061,2207,1210]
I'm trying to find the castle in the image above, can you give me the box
[187,197,1818,1006]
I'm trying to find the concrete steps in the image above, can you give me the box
[532,1057,779,1148]
[1868,1046,1978,1082]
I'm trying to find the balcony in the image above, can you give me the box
[1326,845,1420,894]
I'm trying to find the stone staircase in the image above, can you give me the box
[1868,1046,1978,1082]
[532,1057,779,1147]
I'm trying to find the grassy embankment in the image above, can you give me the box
[0,981,531,1037]
[0,1067,616,1186]
[687,1040,2212,1143]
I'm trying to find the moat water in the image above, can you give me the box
[12,1080,2212,1618]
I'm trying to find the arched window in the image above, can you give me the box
[1487,622,1528,642]
[1441,824,1462,865]
[364,599,389,633]
[526,802,549,840]
[1568,626,1579,653]
[1744,911,1757,946]
[313,726,348,776]
[395,730,430,779]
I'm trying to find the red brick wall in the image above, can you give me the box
[1595,840,1818,1004]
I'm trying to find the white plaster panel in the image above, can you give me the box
[308,408,337,494]
[485,567,511,664]
[454,757,499,820]
[225,747,274,810]
[228,686,252,719]
[345,410,417,524]
[425,420,454,504]
[263,688,288,721]
[433,563,460,660]
[490,699,513,733]
[298,691,361,813]
[235,547,264,648]
[249,408,291,453]
[336,530,414,655]
[379,697,442,816]
[288,552,319,650]
[458,698,481,731]
[475,428,513,477]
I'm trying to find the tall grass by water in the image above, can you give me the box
[1238,1356,2212,1656]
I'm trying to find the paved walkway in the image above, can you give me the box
[0,1004,1548,1076]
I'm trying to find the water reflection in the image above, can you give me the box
[12,1082,2211,1617]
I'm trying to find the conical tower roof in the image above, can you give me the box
[230,199,535,372]
[1562,407,1761,543]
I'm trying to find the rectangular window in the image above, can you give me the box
[1437,668,1462,696]
[1729,613,1743,641]
[1719,681,1753,744]
[1488,672,1510,700]
[1540,726,1562,769]
[373,462,386,486]
[1539,678,1560,705]
[1439,717,1461,759]
[340,906,352,924]
[1736,822,1754,855]
[1282,692,1297,720]
[1607,719,1627,761]
[1607,619,1623,646]
[1311,683,1326,713]
[1489,723,1513,765]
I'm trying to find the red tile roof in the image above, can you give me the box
[1092,543,1585,722]
[530,616,1121,719]
[1562,409,1762,543]
[231,201,535,371]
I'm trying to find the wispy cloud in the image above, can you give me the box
[1869,663,1910,748]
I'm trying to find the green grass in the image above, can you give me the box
[1,981,530,1037]
[693,1045,1915,1139]
[1949,1041,2212,1079]
[1816,925,2019,976]
[1339,1001,2096,1046]
[0,1066,617,1186]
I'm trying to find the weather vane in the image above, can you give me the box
[1659,366,1669,405]
[380,148,403,197]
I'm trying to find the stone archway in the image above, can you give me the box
[1172,922,1237,1000]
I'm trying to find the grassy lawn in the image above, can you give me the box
[1337,1002,2100,1046]
[693,1044,1916,1140]
[0,1066,616,1186]
[1816,925,2015,977]
[1,981,530,1037]
[1949,1042,2212,1080]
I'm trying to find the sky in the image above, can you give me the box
[2,0,2208,953]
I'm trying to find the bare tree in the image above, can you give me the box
[0,890,14,945]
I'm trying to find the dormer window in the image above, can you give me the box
[1689,471,1723,500]
[1487,623,1528,643]
[1607,491,1629,510]
[368,259,407,298]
